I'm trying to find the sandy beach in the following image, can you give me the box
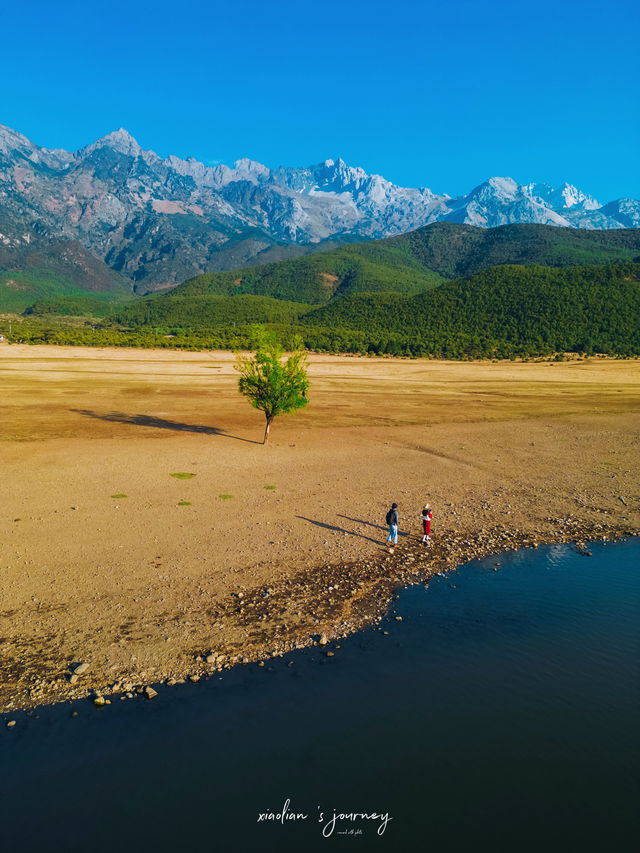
[1,345,638,712]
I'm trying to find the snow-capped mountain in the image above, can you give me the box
[0,123,636,291]
[525,181,601,211]
[441,177,571,227]
[596,198,640,229]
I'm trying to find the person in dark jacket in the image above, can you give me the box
[386,503,399,550]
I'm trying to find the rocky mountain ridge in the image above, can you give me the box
[1,123,638,292]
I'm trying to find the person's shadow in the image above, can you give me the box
[70,410,261,444]
[337,514,409,538]
[296,516,384,546]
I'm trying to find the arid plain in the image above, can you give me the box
[1,345,639,712]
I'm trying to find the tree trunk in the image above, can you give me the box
[263,416,273,444]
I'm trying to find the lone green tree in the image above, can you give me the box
[235,336,309,444]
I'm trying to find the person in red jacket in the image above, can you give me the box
[421,503,432,544]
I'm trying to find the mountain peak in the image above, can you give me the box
[558,182,600,210]
[524,181,601,211]
[0,122,73,168]
[319,157,350,171]
[231,158,270,180]
[0,122,34,152]
[469,177,521,201]
[82,128,144,157]
[486,176,519,191]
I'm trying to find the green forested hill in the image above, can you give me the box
[13,222,640,318]
[0,232,132,312]
[9,223,640,360]
[14,261,637,359]
[301,263,640,357]
[375,222,640,278]
[114,293,309,328]
[24,294,130,317]
[151,222,640,310]
[168,243,445,305]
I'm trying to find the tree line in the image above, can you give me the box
[5,261,639,359]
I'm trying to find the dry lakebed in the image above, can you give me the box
[0,345,638,714]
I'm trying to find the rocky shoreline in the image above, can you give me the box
[2,517,637,720]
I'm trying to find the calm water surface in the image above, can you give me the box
[2,540,639,853]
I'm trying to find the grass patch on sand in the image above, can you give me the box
[219,494,233,500]
[111,494,128,499]
[264,485,277,490]
[177,501,192,506]
[170,472,196,479]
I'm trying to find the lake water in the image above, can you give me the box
[2,539,638,853]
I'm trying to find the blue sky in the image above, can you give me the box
[3,0,639,200]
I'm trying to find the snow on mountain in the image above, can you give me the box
[443,177,572,227]
[525,181,601,211]
[0,122,637,290]
[596,198,640,229]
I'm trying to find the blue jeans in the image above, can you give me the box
[387,524,398,544]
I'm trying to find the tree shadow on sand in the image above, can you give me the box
[337,514,409,538]
[71,410,261,444]
[296,516,385,546]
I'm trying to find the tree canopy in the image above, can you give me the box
[235,336,309,443]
